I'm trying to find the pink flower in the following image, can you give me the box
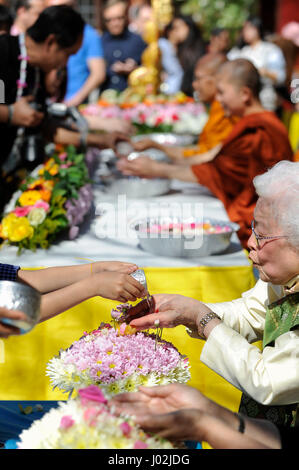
[13,206,31,217]
[34,200,50,212]
[120,421,131,437]
[60,163,72,169]
[119,323,126,335]
[58,152,68,161]
[134,440,148,449]
[17,80,27,88]
[78,385,107,404]
[60,415,75,429]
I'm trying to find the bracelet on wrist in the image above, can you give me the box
[197,311,220,339]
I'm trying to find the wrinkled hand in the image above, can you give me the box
[11,96,44,127]
[93,271,146,302]
[128,293,211,331]
[135,409,204,442]
[0,307,28,338]
[117,156,160,178]
[110,383,211,418]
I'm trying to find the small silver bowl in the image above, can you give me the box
[131,217,240,258]
[0,281,41,334]
[103,148,171,198]
[105,176,171,198]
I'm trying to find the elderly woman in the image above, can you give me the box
[124,160,299,424]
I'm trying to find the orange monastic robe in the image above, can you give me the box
[191,111,293,247]
[183,100,239,157]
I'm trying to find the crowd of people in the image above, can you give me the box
[0,0,299,451]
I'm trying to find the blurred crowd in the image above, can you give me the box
[0,0,298,106]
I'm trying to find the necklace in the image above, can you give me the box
[2,34,41,175]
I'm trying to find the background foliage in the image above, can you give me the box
[174,0,259,40]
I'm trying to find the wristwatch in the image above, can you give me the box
[198,312,220,339]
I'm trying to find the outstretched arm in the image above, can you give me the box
[17,261,138,294]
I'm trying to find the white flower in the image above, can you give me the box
[27,207,46,227]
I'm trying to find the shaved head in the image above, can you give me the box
[196,52,227,75]
[218,58,261,99]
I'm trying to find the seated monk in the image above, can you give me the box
[131,53,239,164]
[118,59,293,247]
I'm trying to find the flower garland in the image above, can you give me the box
[17,385,174,449]
[0,145,92,253]
[46,305,190,398]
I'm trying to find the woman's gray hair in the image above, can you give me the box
[253,160,299,251]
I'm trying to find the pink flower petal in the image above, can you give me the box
[60,415,75,429]
[78,385,107,404]
[134,440,148,449]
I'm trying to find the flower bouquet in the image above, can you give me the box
[0,145,93,253]
[17,385,174,449]
[46,304,190,398]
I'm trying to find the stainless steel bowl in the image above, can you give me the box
[0,281,41,334]
[131,217,240,258]
[101,148,171,198]
[105,176,171,198]
[132,133,197,147]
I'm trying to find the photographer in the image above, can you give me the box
[0,5,128,213]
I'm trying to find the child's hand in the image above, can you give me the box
[96,261,138,275]
[94,271,146,302]
[0,307,28,338]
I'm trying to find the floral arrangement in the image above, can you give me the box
[81,100,208,136]
[0,145,93,253]
[17,385,174,449]
[46,304,190,398]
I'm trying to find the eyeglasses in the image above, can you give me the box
[104,15,126,23]
[251,220,288,248]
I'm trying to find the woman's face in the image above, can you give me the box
[242,22,260,44]
[170,18,189,45]
[247,198,299,285]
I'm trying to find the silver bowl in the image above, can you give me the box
[0,281,41,334]
[101,148,171,198]
[131,217,240,258]
[105,176,171,198]
[132,133,197,147]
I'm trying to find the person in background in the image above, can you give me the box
[0,6,129,213]
[227,16,287,112]
[0,261,145,338]
[118,59,293,247]
[121,160,299,429]
[208,27,230,55]
[130,53,238,162]
[111,383,298,449]
[0,4,12,34]
[100,0,147,92]
[166,14,206,97]
[44,0,106,107]
[10,0,45,36]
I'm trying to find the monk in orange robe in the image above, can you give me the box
[131,53,238,163]
[118,59,293,248]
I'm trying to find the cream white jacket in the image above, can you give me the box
[199,276,299,405]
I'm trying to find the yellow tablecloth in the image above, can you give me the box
[0,264,255,412]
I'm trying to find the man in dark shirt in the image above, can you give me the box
[0,5,130,213]
[100,0,146,92]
